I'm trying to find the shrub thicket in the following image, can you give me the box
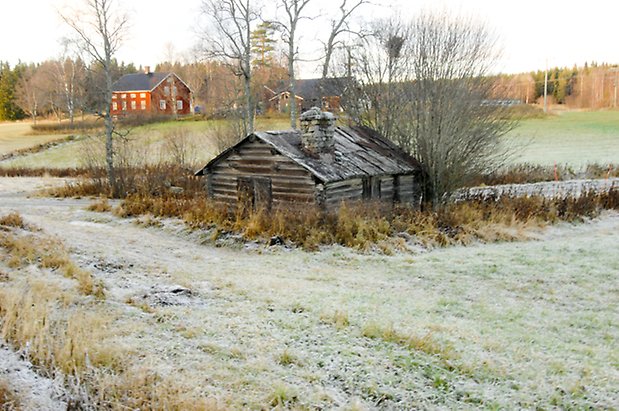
[104,187,619,251]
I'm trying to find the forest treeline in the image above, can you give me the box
[0,58,289,123]
[494,62,619,108]
[1,50,618,123]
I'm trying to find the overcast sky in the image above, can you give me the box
[2,0,618,76]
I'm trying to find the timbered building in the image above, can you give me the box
[268,78,348,113]
[111,68,192,116]
[195,108,422,210]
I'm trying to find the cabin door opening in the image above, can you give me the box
[237,177,272,211]
[362,176,382,200]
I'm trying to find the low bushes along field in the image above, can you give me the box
[42,165,619,251]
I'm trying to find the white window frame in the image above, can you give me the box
[112,102,118,111]
[176,100,183,110]
[122,101,127,110]
[164,86,170,96]
[130,93,136,98]
[141,100,146,110]
[131,101,136,110]
[121,93,127,98]
[159,100,166,110]
[140,93,146,98]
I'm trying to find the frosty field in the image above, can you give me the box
[0,177,617,409]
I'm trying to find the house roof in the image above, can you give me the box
[112,72,193,93]
[270,78,349,102]
[112,72,170,92]
[196,126,420,183]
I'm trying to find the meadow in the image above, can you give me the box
[1,110,618,170]
[0,110,617,408]
[0,122,70,157]
[0,117,290,169]
[507,110,619,166]
[0,178,617,409]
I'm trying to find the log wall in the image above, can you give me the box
[206,138,423,209]
[207,138,318,206]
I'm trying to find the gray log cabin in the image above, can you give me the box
[195,108,422,210]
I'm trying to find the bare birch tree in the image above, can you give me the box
[277,0,314,129]
[200,0,259,135]
[320,0,366,79]
[345,12,515,207]
[53,44,86,127]
[60,0,129,193]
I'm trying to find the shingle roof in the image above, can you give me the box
[112,72,170,92]
[197,126,420,183]
[270,78,349,101]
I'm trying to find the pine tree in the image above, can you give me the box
[251,21,277,67]
[0,62,25,121]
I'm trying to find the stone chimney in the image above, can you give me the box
[299,107,336,158]
[144,66,151,74]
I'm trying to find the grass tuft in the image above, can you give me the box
[0,379,19,409]
[0,212,25,229]
[277,349,302,367]
[0,230,104,299]
[321,310,350,330]
[268,384,298,407]
[87,198,112,212]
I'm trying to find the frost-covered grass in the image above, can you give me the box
[1,182,618,409]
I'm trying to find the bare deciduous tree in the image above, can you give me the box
[320,0,367,79]
[200,0,259,135]
[15,64,46,125]
[52,44,87,127]
[277,0,314,129]
[345,12,516,207]
[344,19,409,140]
[60,0,129,193]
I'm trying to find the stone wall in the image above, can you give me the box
[453,178,619,201]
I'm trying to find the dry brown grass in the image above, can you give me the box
[0,217,104,299]
[0,213,25,229]
[40,163,619,251]
[0,379,19,410]
[47,180,109,198]
[0,277,224,410]
[87,198,112,212]
[320,310,350,330]
[106,188,619,251]
[0,219,227,409]
[0,166,90,178]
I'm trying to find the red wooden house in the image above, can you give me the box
[111,68,192,116]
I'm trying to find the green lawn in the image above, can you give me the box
[508,111,619,166]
